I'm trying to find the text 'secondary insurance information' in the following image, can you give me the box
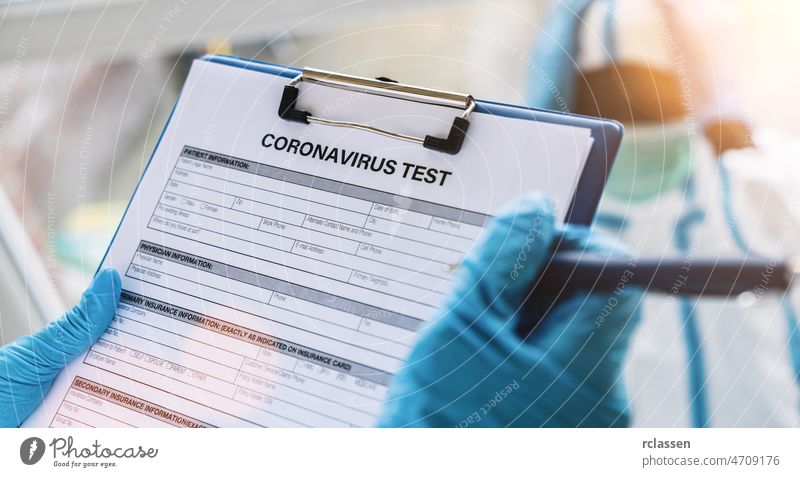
[25,59,592,428]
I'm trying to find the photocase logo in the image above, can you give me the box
[20,437,46,465]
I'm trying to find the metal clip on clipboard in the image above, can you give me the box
[277,68,475,155]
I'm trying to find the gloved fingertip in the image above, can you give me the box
[494,192,557,223]
[92,268,122,297]
[480,192,557,265]
[81,268,122,340]
[486,192,557,286]
[451,192,558,314]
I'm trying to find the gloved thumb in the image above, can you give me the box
[447,193,557,320]
[14,268,121,383]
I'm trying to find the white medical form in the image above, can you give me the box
[24,56,603,427]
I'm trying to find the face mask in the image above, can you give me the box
[605,122,693,202]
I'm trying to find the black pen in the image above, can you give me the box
[539,252,795,295]
[516,253,797,337]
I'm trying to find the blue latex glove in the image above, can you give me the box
[0,268,121,427]
[379,194,642,427]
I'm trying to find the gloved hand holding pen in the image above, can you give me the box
[379,193,643,427]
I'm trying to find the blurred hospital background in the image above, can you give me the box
[0,0,799,340]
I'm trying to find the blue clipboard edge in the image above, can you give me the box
[95,53,621,276]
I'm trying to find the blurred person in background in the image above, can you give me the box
[529,0,800,427]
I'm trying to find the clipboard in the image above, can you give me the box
[24,54,623,429]
[204,54,623,226]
